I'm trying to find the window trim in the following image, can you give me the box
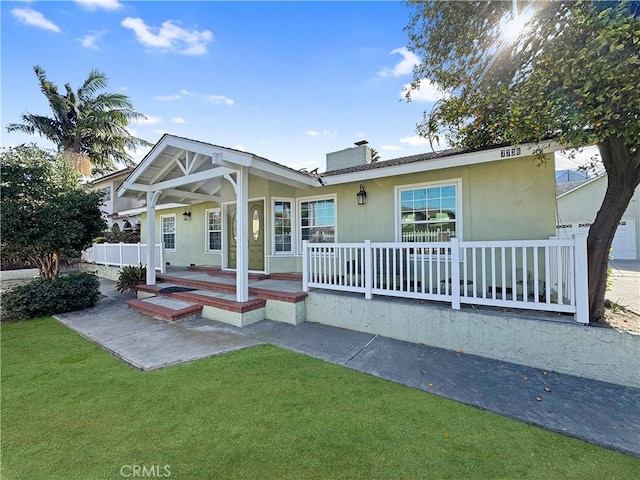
[160,214,177,252]
[296,194,337,253]
[272,197,295,255]
[205,208,223,253]
[394,179,462,242]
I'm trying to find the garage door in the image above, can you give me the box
[556,218,637,260]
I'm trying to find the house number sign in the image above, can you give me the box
[500,147,521,158]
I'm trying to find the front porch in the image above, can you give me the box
[129,266,307,327]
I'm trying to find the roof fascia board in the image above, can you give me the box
[322,142,563,186]
[251,157,318,187]
[161,188,220,202]
[115,203,187,217]
[152,166,237,192]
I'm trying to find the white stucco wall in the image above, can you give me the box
[557,175,640,259]
[305,291,640,388]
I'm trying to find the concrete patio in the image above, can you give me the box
[53,278,640,458]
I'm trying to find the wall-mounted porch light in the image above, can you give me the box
[356,184,367,205]
[182,209,192,221]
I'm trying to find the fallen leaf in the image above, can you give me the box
[457,349,464,354]
[443,432,450,438]
[535,397,542,401]
[427,383,433,387]
[544,387,551,392]
[543,371,548,375]
[523,376,528,380]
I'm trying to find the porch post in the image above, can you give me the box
[451,237,461,310]
[236,166,249,302]
[364,240,372,300]
[145,190,161,285]
[302,240,309,292]
[573,233,589,324]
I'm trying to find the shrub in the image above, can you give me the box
[116,265,146,294]
[1,272,101,322]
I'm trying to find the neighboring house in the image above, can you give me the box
[117,134,560,289]
[555,169,591,196]
[556,174,639,260]
[91,168,145,231]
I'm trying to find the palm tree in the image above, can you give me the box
[7,66,151,176]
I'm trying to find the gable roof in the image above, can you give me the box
[90,167,135,185]
[117,134,319,205]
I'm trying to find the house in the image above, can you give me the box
[94,134,640,389]
[91,167,145,232]
[556,174,639,260]
[116,134,560,295]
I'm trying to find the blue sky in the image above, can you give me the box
[1,0,593,172]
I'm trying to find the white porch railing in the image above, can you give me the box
[82,243,166,273]
[302,236,589,324]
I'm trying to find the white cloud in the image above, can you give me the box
[134,115,163,125]
[11,8,61,32]
[208,95,234,106]
[171,117,186,124]
[156,94,181,101]
[78,31,107,50]
[75,0,122,10]
[306,129,337,137]
[377,47,419,78]
[121,17,213,55]
[401,79,447,103]
[399,135,431,147]
[380,145,403,152]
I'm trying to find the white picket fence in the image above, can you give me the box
[302,236,588,323]
[83,243,166,273]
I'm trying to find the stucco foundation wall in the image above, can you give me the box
[79,262,122,281]
[305,291,640,388]
[265,299,306,325]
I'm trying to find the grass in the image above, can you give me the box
[2,318,639,479]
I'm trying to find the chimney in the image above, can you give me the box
[325,141,372,172]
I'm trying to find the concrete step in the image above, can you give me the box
[185,265,302,283]
[155,274,307,304]
[186,265,270,281]
[137,283,266,313]
[127,297,202,322]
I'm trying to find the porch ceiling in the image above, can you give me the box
[118,134,317,205]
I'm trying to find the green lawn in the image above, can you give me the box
[2,318,638,479]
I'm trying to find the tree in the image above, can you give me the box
[370,148,381,163]
[0,144,106,279]
[6,66,150,176]
[404,0,640,323]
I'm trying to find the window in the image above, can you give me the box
[273,200,293,253]
[299,197,335,245]
[399,182,458,242]
[206,209,222,251]
[161,215,176,250]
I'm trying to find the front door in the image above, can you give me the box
[226,200,265,271]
